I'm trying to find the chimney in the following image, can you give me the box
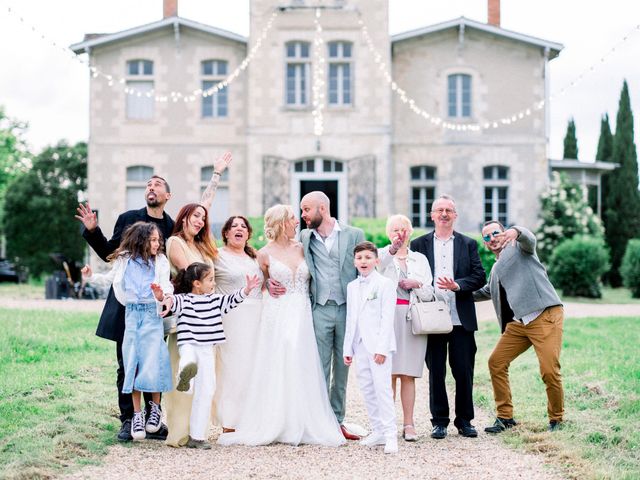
[163,0,178,18]
[488,0,500,27]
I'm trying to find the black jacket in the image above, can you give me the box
[83,207,174,341]
[410,231,486,332]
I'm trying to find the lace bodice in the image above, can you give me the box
[215,249,263,299]
[269,255,310,295]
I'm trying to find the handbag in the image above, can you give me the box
[409,295,453,335]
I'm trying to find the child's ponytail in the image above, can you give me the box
[173,262,212,294]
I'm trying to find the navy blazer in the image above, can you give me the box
[83,207,174,342]
[410,231,486,332]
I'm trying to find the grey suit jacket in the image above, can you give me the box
[473,226,562,332]
[301,221,365,307]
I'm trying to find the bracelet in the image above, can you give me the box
[213,171,222,176]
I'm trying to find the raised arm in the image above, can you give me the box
[80,209,130,262]
[199,151,232,213]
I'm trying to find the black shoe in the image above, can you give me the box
[146,423,168,440]
[484,417,517,434]
[548,420,562,432]
[430,425,447,439]
[456,424,478,438]
[117,419,133,442]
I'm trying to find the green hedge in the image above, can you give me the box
[548,236,610,298]
[621,239,640,298]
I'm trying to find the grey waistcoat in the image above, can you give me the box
[309,234,345,305]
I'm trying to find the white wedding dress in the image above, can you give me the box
[217,256,345,447]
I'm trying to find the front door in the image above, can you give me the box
[300,180,339,221]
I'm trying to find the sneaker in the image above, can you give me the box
[186,436,212,450]
[176,362,198,392]
[117,419,133,442]
[484,417,517,434]
[146,423,169,441]
[131,411,146,440]
[359,432,386,447]
[384,436,398,454]
[146,401,162,433]
[548,420,563,432]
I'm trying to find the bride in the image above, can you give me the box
[217,204,345,447]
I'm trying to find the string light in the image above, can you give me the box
[311,8,326,137]
[5,4,278,103]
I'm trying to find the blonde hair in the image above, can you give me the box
[386,214,414,245]
[264,204,295,241]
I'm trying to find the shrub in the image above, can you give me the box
[246,216,267,250]
[548,236,610,298]
[621,239,640,298]
[471,234,496,281]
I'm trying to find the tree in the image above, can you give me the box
[0,107,30,236]
[563,118,579,159]
[603,80,640,286]
[537,172,604,263]
[3,141,87,277]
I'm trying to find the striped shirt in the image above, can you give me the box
[170,289,246,346]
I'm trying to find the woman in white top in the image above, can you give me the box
[213,215,264,432]
[378,214,434,442]
[164,152,231,447]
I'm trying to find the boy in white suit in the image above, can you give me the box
[343,241,398,454]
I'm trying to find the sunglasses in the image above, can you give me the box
[482,230,502,242]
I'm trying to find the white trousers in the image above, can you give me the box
[354,340,396,438]
[178,343,216,441]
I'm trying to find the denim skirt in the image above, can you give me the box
[122,303,173,394]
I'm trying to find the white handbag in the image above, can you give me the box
[409,295,453,335]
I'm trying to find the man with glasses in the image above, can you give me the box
[474,221,564,433]
[410,194,485,440]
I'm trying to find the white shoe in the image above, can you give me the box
[384,436,398,454]
[359,432,386,447]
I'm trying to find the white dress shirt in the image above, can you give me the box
[311,218,341,253]
[433,233,461,326]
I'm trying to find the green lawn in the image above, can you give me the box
[0,308,118,480]
[474,316,640,480]
[559,286,640,304]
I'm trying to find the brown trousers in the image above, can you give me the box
[488,305,564,422]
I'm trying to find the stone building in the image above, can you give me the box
[71,0,565,237]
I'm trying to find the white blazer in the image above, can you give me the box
[89,253,173,306]
[378,245,434,303]
[343,270,397,357]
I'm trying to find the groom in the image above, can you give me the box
[270,191,364,440]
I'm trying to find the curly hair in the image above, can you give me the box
[171,203,218,261]
[108,222,163,263]
[263,204,295,241]
[221,215,257,259]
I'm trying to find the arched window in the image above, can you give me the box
[410,166,437,228]
[201,167,229,235]
[285,41,311,106]
[447,73,471,118]
[328,41,352,106]
[126,59,154,120]
[126,165,154,210]
[483,166,509,225]
[201,60,228,118]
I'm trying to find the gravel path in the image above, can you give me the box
[7,297,637,479]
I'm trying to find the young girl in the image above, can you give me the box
[82,221,174,441]
[151,262,261,449]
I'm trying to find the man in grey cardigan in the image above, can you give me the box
[474,221,564,433]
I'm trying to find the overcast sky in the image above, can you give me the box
[1,0,638,161]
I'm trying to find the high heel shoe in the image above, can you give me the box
[402,424,418,442]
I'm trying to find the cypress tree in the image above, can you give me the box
[604,80,640,286]
[563,118,579,159]
[596,114,614,260]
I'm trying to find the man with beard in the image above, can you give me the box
[76,175,174,442]
[269,191,364,440]
[410,194,485,440]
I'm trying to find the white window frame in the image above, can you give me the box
[285,41,311,107]
[125,59,154,120]
[447,73,472,119]
[126,165,154,210]
[328,41,353,106]
[290,157,348,222]
[201,60,228,118]
[483,166,509,225]
[410,166,437,228]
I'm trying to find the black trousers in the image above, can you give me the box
[116,339,155,422]
[425,326,477,427]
